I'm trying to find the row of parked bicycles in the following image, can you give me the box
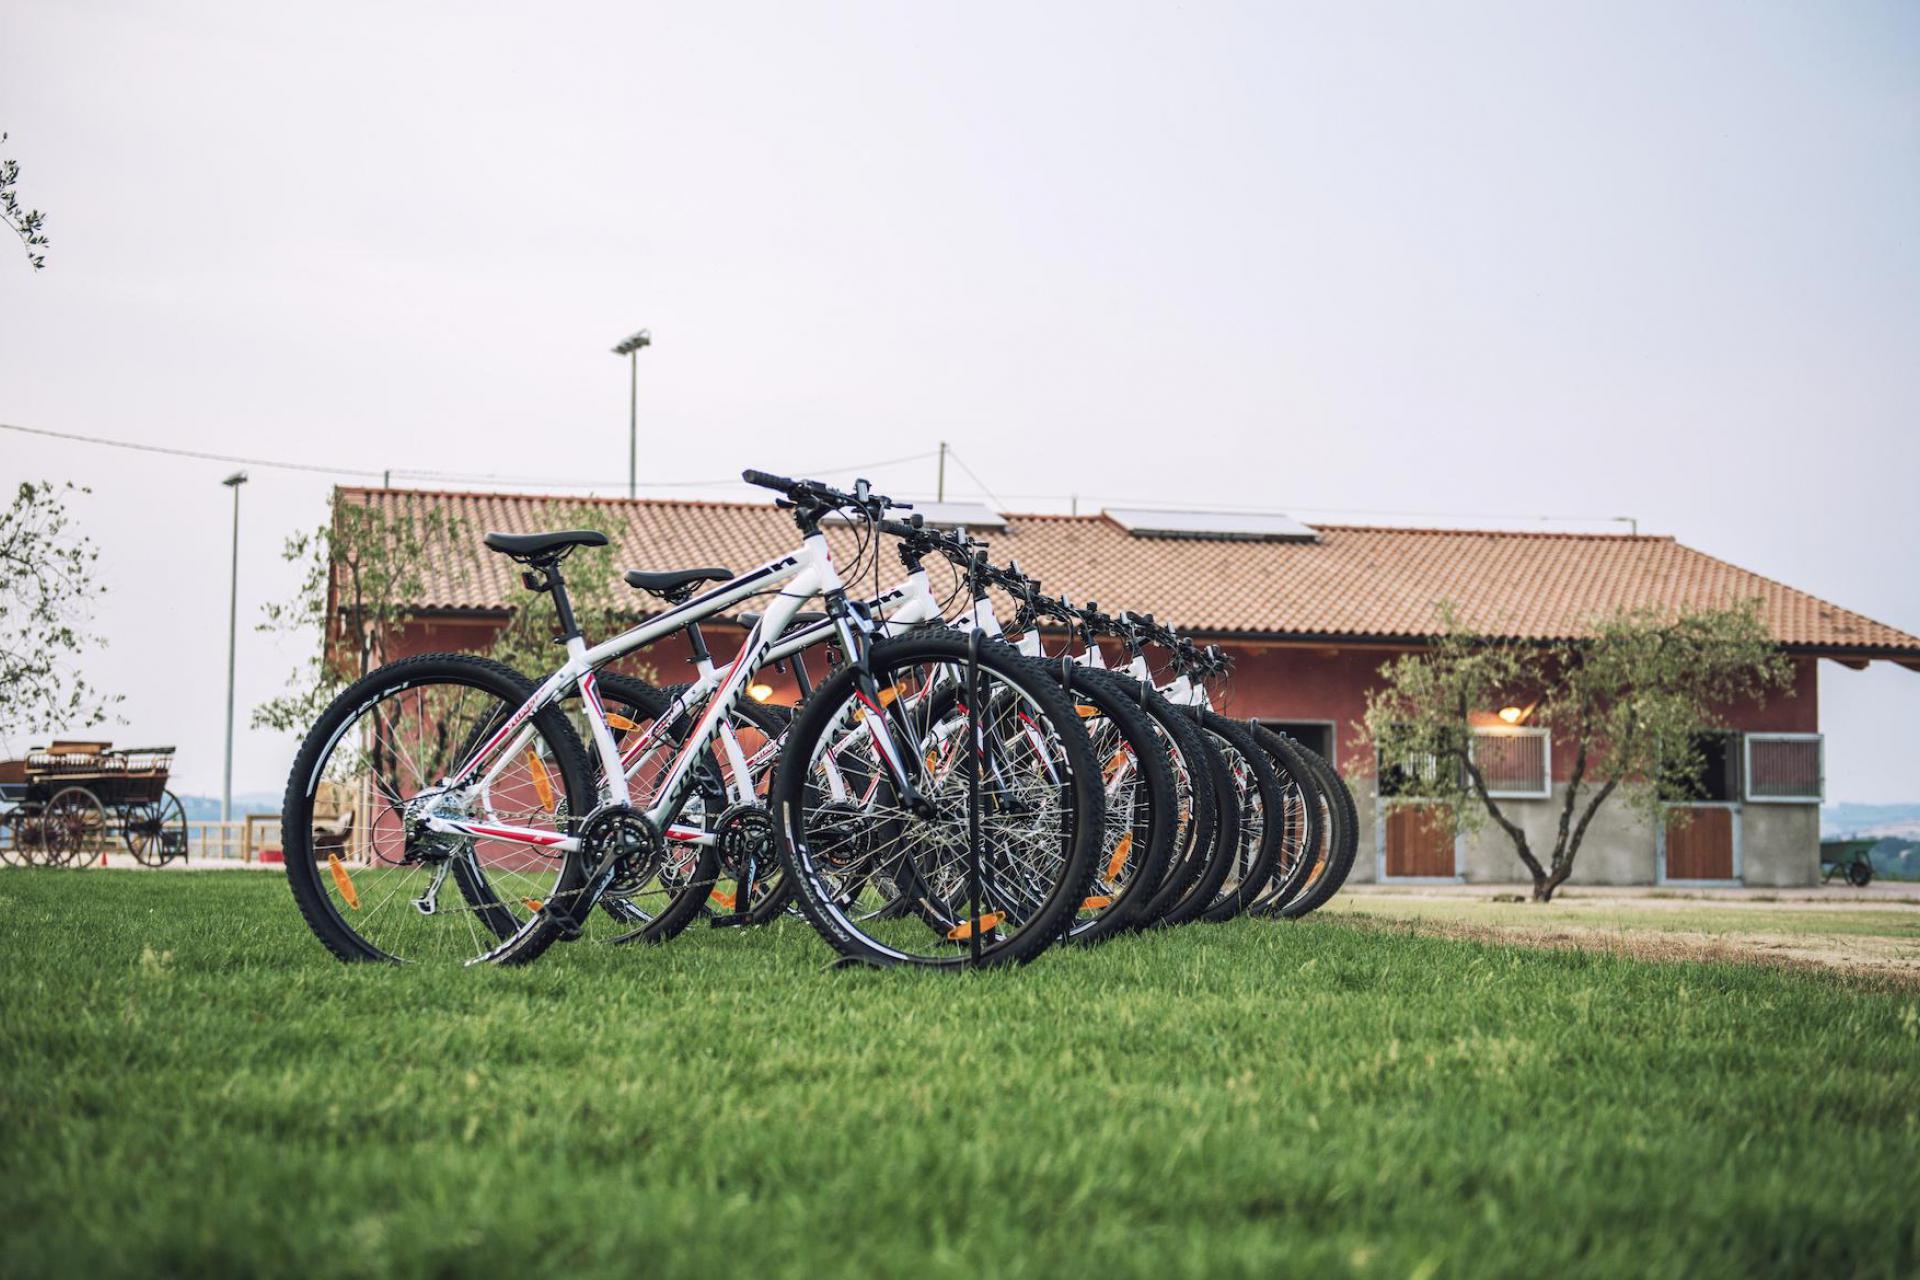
[282,470,1358,968]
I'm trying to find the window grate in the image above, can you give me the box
[1744,734,1822,804]
[1472,728,1551,799]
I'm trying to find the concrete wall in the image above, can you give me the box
[1349,784,1820,887]
[1739,801,1821,887]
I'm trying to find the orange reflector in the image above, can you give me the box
[1076,704,1101,718]
[605,711,641,733]
[326,854,360,910]
[527,750,556,812]
[878,682,906,706]
[1081,895,1113,911]
[524,898,543,913]
[1104,832,1135,880]
[946,912,1004,940]
[710,888,737,909]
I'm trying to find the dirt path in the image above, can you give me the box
[1326,891,1920,987]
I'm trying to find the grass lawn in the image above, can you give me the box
[3,871,1916,1279]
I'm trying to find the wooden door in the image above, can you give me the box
[1664,806,1735,881]
[1385,803,1456,878]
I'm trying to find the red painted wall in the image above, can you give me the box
[386,619,1820,780]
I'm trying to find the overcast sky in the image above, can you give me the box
[2,0,1916,804]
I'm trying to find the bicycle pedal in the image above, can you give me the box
[538,907,585,941]
[708,913,755,929]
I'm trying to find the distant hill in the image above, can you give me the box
[1821,802,1920,840]
[177,793,284,821]
[1867,838,1920,882]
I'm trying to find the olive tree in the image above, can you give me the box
[254,494,468,732]
[1363,601,1791,902]
[0,481,117,735]
[256,494,656,733]
[2,132,50,271]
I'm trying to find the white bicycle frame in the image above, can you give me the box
[414,532,880,860]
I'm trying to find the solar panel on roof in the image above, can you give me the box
[1104,508,1318,542]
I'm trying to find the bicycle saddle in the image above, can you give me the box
[623,567,732,603]
[483,529,609,561]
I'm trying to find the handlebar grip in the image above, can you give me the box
[878,518,920,539]
[741,469,797,493]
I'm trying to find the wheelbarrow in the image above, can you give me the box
[1820,837,1877,887]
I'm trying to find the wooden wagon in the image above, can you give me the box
[0,741,189,868]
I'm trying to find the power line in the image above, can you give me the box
[941,446,1006,511]
[1,421,937,496]
[5,419,1634,530]
[1,420,384,479]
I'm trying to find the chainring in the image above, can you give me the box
[583,805,665,900]
[715,802,776,878]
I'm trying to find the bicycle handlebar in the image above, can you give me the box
[741,469,912,520]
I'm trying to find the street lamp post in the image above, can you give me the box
[611,328,651,499]
[221,470,247,824]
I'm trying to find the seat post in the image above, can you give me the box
[544,562,583,642]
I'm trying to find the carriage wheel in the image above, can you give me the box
[124,792,189,866]
[44,787,109,867]
[12,805,51,867]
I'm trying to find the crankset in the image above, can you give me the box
[583,805,665,901]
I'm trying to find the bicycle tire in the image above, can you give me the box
[1272,740,1360,919]
[282,653,595,966]
[1241,724,1324,915]
[773,631,1104,968]
[1195,713,1288,924]
[1086,671,1221,928]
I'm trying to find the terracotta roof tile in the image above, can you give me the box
[341,488,1920,655]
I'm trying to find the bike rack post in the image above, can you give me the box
[965,547,985,967]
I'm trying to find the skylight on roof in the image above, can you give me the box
[825,500,1008,530]
[1104,508,1318,543]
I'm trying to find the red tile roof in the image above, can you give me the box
[342,488,1920,657]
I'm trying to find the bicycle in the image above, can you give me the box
[282,471,1105,968]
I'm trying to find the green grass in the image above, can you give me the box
[3,871,1916,1279]
[1327,894,1920,940]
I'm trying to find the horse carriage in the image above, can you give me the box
[0,741,189,867]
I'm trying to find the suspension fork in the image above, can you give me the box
[831,595,936,820]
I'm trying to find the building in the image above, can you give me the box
[342,486,1920,889]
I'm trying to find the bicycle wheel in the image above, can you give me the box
[1271,741,1359,919]
[282,653,595,965]
[773,631,1104,968]
[926,657,1178,945]
[1241,726,1322,915]
[1087,671,1220,928]
[1195,714,1287,924]
[1152,718,1241,928]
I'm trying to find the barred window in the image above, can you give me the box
[1471,729,1551,799]
[1744,734,1823,803]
